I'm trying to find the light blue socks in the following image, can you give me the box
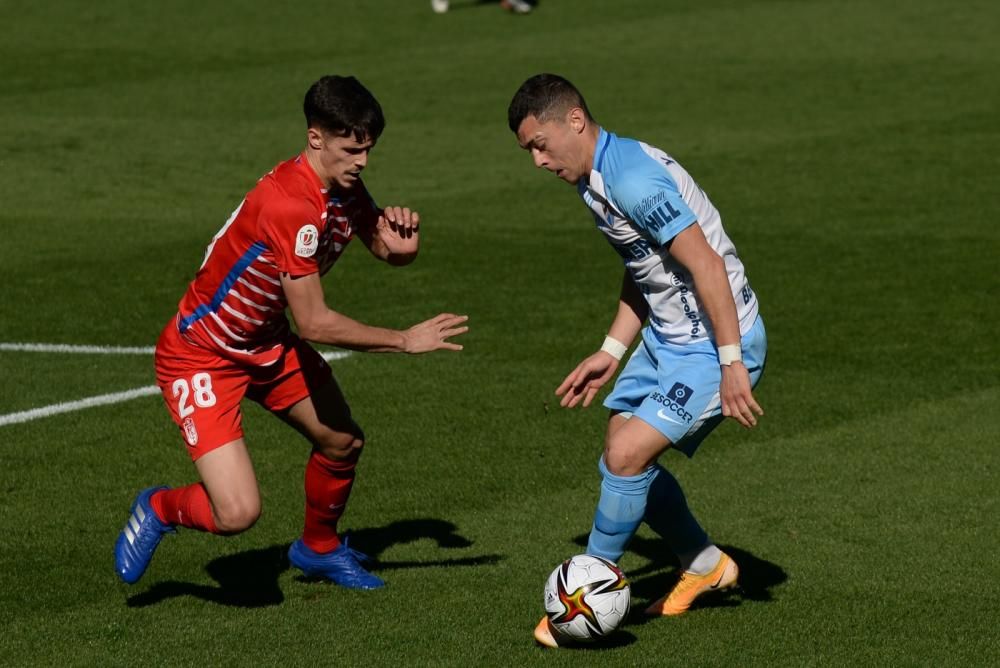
[587,459,716,573]
[586,457,657,563]
[644,463,718,573]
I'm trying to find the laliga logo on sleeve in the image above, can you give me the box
[295,224,319,257]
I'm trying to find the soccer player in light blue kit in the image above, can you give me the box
[508,74,767,647]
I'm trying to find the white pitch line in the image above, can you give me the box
[0,342,157,355]
[0,349,352,427]
[0,386,162,426]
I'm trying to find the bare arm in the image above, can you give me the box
[668,223,762,427]
[556,271,648,408]
[281,271,467,353]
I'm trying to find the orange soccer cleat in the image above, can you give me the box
[533,617,561,648]
[645,552,739,616]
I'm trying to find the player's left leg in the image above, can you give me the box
[253,338,383,589]
[643,317,768,615]
[281,379,383,589]
[642,461,738,616]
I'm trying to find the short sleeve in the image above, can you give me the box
[259,199,323,277]
[347,181,381,234]
[606,160,697,246]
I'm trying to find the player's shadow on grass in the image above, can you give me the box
[127,519,501,608]
[126,544,288,609]
[540,631,639,651]
[571,533,787,621]
[299,518,503,577]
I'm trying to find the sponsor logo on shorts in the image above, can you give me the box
[667,382,693,406]
[182,416,199,447]
[656,409,684,425]
[295,224,319,257]
[651,383,695,424]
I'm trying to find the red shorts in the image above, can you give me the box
[154,321,333,460]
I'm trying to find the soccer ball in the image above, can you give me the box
[543,554,630,643]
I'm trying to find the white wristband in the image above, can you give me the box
[718,344,742,366]
[600,336,628,361]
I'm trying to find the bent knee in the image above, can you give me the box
[603,438,651,478]
[212,497,261,534]
[317,426,365,461]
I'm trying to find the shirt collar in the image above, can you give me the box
[593,127,611,175]
[584,127,612,194]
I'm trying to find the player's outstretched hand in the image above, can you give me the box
[403,313,468,353]
[555,352,619,408]
[377,206,419,257]
[720,363,763,428]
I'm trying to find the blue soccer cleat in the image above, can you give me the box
[288,537,385,589]
[114,486,173,584]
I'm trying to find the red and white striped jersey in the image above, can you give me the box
[174,153,378,366]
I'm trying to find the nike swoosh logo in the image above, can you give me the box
[709,571,725,589]
[656,409,683,424]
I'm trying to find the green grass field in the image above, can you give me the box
[2,0,998,664]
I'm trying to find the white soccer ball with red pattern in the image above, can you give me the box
[543,554,630,642]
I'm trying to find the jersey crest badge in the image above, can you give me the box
[182,417,199,447]
[295,225,319,257]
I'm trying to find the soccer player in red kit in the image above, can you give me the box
[114,75,468,589]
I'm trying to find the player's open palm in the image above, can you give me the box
[720,363,763,428]
[377,206,419,256]
[556,352,619,408]
[403,313,468,353]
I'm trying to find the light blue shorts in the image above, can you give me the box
[604,316,767,457]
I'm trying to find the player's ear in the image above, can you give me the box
[568,107,587,134]
[307,127,325,150]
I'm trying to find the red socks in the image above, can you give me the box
[151,483,219,533]
[147,449,357,548]
[302,449,358,553]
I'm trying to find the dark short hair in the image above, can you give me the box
[304,75,385,141]
[507,73,593,133]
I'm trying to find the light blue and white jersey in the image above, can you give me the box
[579,128,759,346]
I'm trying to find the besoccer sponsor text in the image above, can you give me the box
[651,382,695,424]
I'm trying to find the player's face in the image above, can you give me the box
[516,113,587,184]
[317,131,375,190]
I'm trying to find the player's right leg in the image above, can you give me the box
[536,416,670,648]
[587,416,672,561]
[115,322,257,585]
[535,339,661,647]
[584,332,668,564]
[114,440,260,584]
